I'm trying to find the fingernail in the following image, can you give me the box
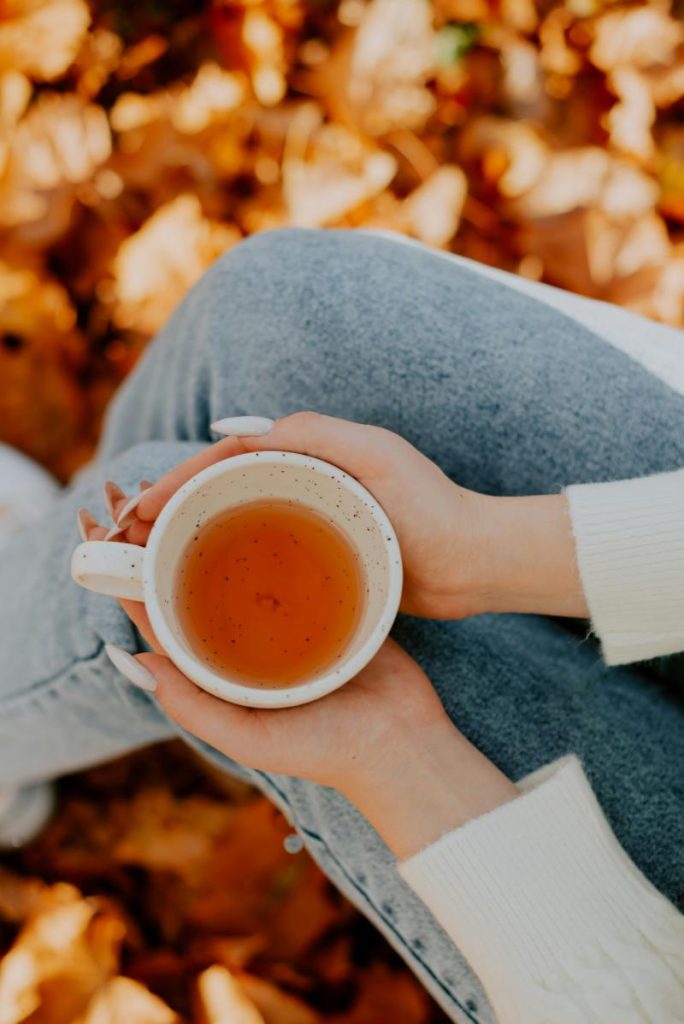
[210,416,274,437]
[103,481,126,520]
[77,508,98,542]
[115,489,146,529]
[104,523,126,541]
[105,644,157,692]
[139,480,153,491]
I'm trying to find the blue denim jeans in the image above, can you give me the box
[2,229,683,1024]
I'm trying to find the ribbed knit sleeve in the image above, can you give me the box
[399,757,684,1024]
[565,469,684,665]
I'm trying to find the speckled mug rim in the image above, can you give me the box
[143,451,403,708]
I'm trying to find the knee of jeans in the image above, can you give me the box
[196,227,381,367]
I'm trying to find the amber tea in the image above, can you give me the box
[176,500,365,687]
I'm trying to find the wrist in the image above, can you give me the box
[341,718,517,860]
[457,492,588,619]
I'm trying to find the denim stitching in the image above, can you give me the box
[254,770,482,1024]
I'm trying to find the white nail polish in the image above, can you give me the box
[105,644,157,692]
[115,490,146,528]
[210,416,275,437]
[103,481,125,521]
[104,523,126,541]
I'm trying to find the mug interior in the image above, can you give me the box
[146,453,401,704]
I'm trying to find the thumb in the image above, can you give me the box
[137,652,264,761]
[214,411,392,479]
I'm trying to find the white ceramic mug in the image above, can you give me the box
[71,452,403,708]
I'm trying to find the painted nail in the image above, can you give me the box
[105,644,157,693]
[103,481,126,520]
[115,489,146,529]
[103,524,126,541]
[77,508,98,542]
[210,416,275,437]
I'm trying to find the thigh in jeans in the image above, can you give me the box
[99,228,684,493]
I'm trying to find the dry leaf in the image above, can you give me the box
[0,867,50,925]
[460,117,548,196]
[590,7,684,72]
[196,966,265,1024]
[500,0,538,35]
[539,7,582,76]
[0,0,90,81]
[172,63,246,134]
[510,149,658,220]
[606,68,655,160]
[346,0,436,134]
[112,195,240,334]
[237,972,318,1024]
[646,51,684,108]
[0,886,124,1024]
[0,259,88,477]
[111,786,237,881]
[500,36,544,114]
[112,63,246,136]
[243,8,287,107]
[283,112,397,227]
[77,977,178,1024]
[73,29,123,99]
[608,255,684,325]
[600,159,660,219]
[401,165,467,246]
[0,92,110,228]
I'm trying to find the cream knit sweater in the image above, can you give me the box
[399,469,684,1024]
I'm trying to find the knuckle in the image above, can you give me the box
[281,410,324,436]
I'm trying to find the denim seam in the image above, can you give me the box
[254,770,482,1024]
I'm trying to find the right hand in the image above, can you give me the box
[105,411,587,620]
[107,412,487,619]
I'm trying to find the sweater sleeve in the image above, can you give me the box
[565,468,684,665]
[399,757,684,1024]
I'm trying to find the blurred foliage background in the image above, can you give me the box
[0,2,683,1020]
[0,0,682,480]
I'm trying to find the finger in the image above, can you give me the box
[124,519,153,547]
[119,598,163,652]
[215,411,393,479]
[137,653,264,762]
[135,436,250,522]
[102,480,157,536]
[77,509,110,542]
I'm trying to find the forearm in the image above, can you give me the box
[342,729,684,1024]
[340,719,517,860]
[459,492,588,619]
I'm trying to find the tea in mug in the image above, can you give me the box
[176,500,365,687]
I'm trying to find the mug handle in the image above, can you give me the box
[71,541,146,602]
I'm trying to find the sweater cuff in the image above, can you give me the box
[398,757,684,1021]
[566,469,684,665]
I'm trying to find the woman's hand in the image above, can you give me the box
[83,489,517,859]
[121,594,517,860]
[103,412,486,619]
[102,411,589,620]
